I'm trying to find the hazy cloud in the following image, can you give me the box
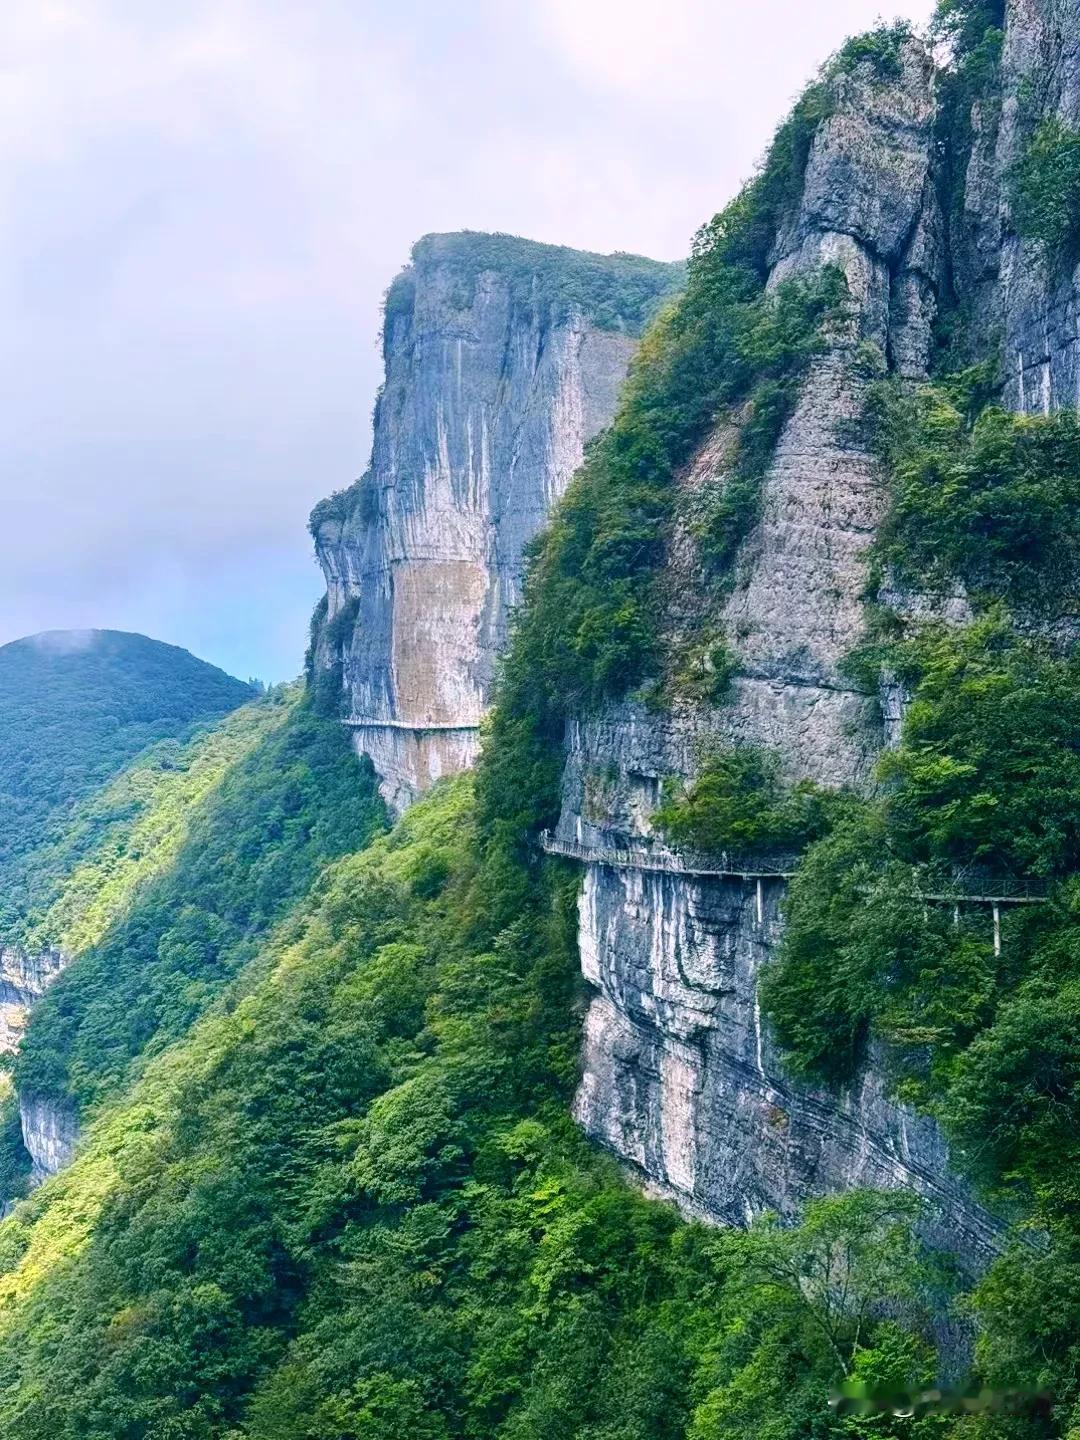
[1,0,935,681]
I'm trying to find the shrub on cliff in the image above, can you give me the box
[871,392,1080,612]
[1011,117,1080,262]
[654,745,839,857]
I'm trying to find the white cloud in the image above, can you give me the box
[533,0,707,97]
[0,0,939,680]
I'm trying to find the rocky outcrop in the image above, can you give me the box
[311,233,680,812]
[0,946,64,1055]
[0,947,71,1180]
[722,37,941,784]
[948,0,1080,412]
[557,36,1007,1266]
[573,862,1004,1262]
[996,0,1080,412]
[307,8,1079,1263]
[19,1094,77,1181]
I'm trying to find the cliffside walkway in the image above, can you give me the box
[538,831,798,880]
[540,831,1049,951]
[539,830,796,926]
[887,876,1048,956]
[343,717,481,733]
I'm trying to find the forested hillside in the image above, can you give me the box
[1,0,1080,1435]
[0,776,948,1440]
[0,630,254,929]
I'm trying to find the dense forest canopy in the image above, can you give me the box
[0,629,254,928]
[1,2,1079,1436]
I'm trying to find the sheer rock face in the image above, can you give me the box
[997,0,1080,413]
[311,234,679,814]
[723,39,941,785]
[19,1095,77,1182]
[573,868,1005,1263]
[561,38,1001,1268]
[0,948,70,1180]
[308,10,1080,1263]
[0,946,64,1055]
[957,0,1080,411]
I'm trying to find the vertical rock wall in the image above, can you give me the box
[0,946,64,1055]
[19,1095,77,1181]
[308,4,1080,1261]
[573,864,1005,1261]
[559,36,1006,1265]
[0,946,74,1181]
[997,0,1080,411]
[311,234,680,813]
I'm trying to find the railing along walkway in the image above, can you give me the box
[540,831,1051,951]
[343,716,481,733]
[539,830,798,879]
[883,875,1048,956]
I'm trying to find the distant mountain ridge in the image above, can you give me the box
[0,628,254,923]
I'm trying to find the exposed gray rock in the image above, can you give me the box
[995,0,1080,410]
[19,1094,77,1181]
[306,8,1080,1267]
[574,862,1004,1267]
[716,38,942,785]
[555,38,1007,1265]
[0,946,65,1054]
[773,39,938,273]
[311,233,679,813]
[0,947,76,1181]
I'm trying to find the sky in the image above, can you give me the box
[1,0,937,683]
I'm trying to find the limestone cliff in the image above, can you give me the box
[0,947,76,1179]
[0,946,63,1056]
[19,1095,77,1182]
[309,4,1079,1265]
[558,8,1078,1265]
[310,233,681,812]
[961,0,1080,412]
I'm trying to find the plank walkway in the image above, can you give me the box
[540,830,1050,953]
[343,717,481,733]
[539,830,798,880]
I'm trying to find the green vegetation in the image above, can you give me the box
[304,595,362,718]
[0,630,253,910]
[832,21,914,79]
[932,0,1005,52]
[654,745,839,856]
[402,231,685,336]
[475,46,881,866]
[1010,118,1080,261]
[766,614,1080,1076]
[877,395,1080,611]
[763,698,1080,1426]
[487,247,845,835]
[4,699,284,952]
[5,12,1080,1432]
[12,693,384,1121]
[0,778,949,1439]
[668,632,738,706]
[759,348,1080,1428]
